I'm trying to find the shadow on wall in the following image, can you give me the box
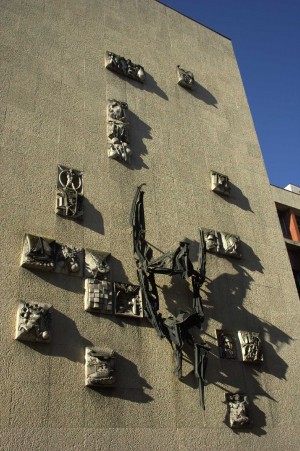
[26,269,84,294]
[127,71,168,100]
[128,110,152,170]
[222,392,267,435]
[190,80,218,108]
[161,237,292,435]
[83,197,105,235]
[223,182,253,212]
[88,353,153,403]
[108,109,151,171]
[109,255,130,283]
[204,243,291,435]
[20,309,92,364]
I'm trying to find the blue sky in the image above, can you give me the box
[159,0,300,188]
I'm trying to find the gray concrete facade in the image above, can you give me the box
[1,0,299,449]
[272,184,300,212]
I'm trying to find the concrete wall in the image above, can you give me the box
[1,0,299,449]
[272,184,300,212]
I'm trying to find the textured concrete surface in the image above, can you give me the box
[272,184,300,212]
[1,0,300,449]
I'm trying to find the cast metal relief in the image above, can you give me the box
[56,165,83,219]
[107,99,132,162]
[21,234,83,277]
[56,244,83,276]
[84,279,114,314]
[203,229,241,258]
[85,347,116,387]
[84,279,143,318]
[16,302,52,343]
[114,282,143,317]
[216,330,237,359]
[131,185,210,409]
[177,65,194,89]
[85,249,110,278]
[210,171,230,196]
[225,393,252,429]
[105,51,145,83]
[21,234,56,271]
[238,331,263,362]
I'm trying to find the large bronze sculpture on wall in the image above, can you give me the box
[130,185,210,409]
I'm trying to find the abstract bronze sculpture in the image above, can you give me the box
[105,51,145,83]
[130,185,210,409]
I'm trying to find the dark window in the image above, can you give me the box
[278,212,291,239]
[293,270,300,297]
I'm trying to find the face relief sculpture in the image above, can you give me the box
[204,230,218,252]
[56,165,83,219]
[16,302,52,342]
[222,233,240,257]
[85,347,116,387]
[216,330,237,359]
[203,229,241,258]
[238,331,263,362]
[107,99,132,162]
[105,51,145,83]
[210,171,231,196]
[177,65,194,89]
[225,393,251,428]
